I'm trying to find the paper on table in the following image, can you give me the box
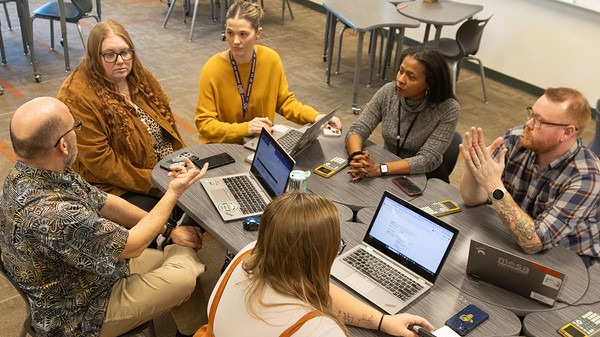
[433,326,461,337]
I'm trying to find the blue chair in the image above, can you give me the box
[589,99,600,156]
[30,0,99,51]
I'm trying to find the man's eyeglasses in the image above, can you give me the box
[53,119,82,147]
[100,48,134,63]
[338,239,346,255]
[526,107,577,131]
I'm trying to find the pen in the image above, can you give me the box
[412,325,437,337]
[398,4,408,10]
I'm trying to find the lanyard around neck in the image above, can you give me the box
[396,99,419,156]
[229,50,257,121]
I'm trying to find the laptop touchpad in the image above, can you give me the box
[345,273,377,293]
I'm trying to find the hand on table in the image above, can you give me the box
[380,313,434,337]
[247,117,273,135]
[348,150,375,182]
[316,113,342,130]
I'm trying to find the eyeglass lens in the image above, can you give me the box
[102,49,134,63]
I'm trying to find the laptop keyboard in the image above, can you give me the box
[343,248,424,302]
[277,129,304,152]
[222,176,267,215]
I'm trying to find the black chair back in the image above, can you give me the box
[442,131,462,175]
[456,17,492,57]
[72,0,93,17]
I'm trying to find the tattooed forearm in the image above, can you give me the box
[494,197,543,254]
[340,311,377,328]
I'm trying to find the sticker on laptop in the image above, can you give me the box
[218,202,238,212]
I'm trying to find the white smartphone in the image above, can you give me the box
[323,127,342,137]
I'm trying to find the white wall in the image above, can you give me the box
[310,0,600,102]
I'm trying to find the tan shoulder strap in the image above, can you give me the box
[195,249,252,337]
[279,311,323,337]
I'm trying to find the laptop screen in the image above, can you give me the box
[364,191,459,282]
[250,128,295,198]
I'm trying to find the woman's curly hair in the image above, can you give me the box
[63,19,176,153]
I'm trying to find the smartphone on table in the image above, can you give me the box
[392,176,423,196]
[160,152,234,171]
[445,304,489,336]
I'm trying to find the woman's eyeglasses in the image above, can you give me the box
[100,49,135,63]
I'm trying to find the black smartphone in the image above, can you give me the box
[193,152,235,169]
[446,304,489,336]
[392,176,423,196]
[160,152,235,171]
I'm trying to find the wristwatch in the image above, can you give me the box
[489,187,507,202]
[380,163,388,176]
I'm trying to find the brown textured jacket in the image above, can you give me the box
[57,67,185,197]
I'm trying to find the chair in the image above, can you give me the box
[442,131,462,176]
[0,248,156,337]
[0,14,5,65]
[589,99,600,156]
[1,0,13,29]
[30,0,99,51]
[257,0,294,24]
[163,0,218,42]
[430,17,492,103]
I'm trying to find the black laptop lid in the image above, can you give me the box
[250,128,295,198]
[363,191,460,283]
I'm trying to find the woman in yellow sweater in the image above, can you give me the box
[195,0,341,144]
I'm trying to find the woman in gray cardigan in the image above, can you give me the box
[346,46,459,183]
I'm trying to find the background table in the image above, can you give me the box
[323,0,419,113]
[396,0,483,47]
[340,221,521,337]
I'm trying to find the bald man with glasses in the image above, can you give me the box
[1,97,210,337]
[459,87,600,268]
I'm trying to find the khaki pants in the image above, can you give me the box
[100,245,206,336]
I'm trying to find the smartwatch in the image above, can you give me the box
[490,187,507,202]
[380,163,388,176]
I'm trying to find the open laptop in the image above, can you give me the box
[331,191,459,314]
[243,105,340,157]
[200,128,295,221]
[466,239,565,306]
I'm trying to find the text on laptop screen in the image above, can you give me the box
[368,195,456,276]
[250,131,295,197]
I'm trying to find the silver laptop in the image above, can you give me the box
[243,105,340,157]
[331,191,459,314]
[201,128,295,221]
[466,239,565,306]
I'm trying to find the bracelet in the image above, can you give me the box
[348,150,364,164]
[163,219,177,239]
[377,314,385,331]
